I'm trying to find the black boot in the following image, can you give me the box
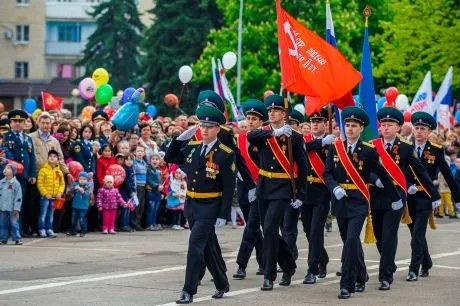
[260,279,273,291]
[233,267,246,280]
[303,272,316,284]
[176,291,193,304]
[212,285,229,299]
[338,288,350,299]
[279,269,295,286]
[318,266,327,278]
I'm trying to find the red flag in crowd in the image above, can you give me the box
[276,0,361,114]
[41,91,63,111]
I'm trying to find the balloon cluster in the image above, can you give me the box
[78,68,113,105]
[375,86,411,122]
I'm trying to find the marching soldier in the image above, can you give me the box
[301,108,335,284]
[165,105,236,304]
[370,107,438,290]
[233,99,266,280]
[4,110,37,237]
[247,94,308,291]
[406,112,460,281]
[323,106,401,299]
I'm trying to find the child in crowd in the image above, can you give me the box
[97,175,126,234]
[133,145,147,230]
[146,153,163,231]
[37,150,65,238]
[437,156,455,218]
[68,172,91,237]
[117,140,130,156]
[120,154,136,232]
[96,144,116,187]
[115,153,125,166]
[0,164,23,245]
[166,169,186,230]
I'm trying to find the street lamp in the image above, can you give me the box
[71,88,80,117]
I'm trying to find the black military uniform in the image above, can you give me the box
[370,107,438,290]
[233,99,267,280]
[301,109,331,284]
[165,105,236,304]
[323,107,401,299]
[5,110,37,236]
[407,112,459,281]
[247,94,308,290]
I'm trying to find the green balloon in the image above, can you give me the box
[95,84,113,105]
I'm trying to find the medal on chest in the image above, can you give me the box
[205,151,219,179]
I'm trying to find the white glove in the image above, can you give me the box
[407,184,418,195]
[432,199,441,209]
[333,186,347,200]
[248,188,257,202]
[321,134,335,146]
[375,178,384,189]
[290,199,303,209]
[433,180,439,186]
[455,202,460,210]
[215,218,226,228]
[176,125,199,141]
[273,125,292,137]
[391,199,403,210]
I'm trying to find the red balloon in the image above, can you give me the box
[263,90,275,100]
[7,160,24,175]
[164,93,179,107]
[385,87,399,106]
[403,111,412,122]
[103,106,116,119]
[106,164,126,188]
[68,161,84,181]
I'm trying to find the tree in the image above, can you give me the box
[75,0,144,92]
[143,0,222,116]
[374,0,460,98]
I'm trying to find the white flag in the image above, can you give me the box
[409,71,432,114]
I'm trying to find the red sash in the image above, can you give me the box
[194,129,203,141]
[334,140,370,204]
[371,138,406,194]
[409,166,430,197]
[304,134,325,183]
[237,132,259,183]
[263,126,298,179]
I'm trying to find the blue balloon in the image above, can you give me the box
[112,102,140,131]
[353,95,360,107]
[130,90,141,104]
[455,110,460,123]
[377,97,386,110]
[24,98,37,114]
[120,87,136,105]
[146,105,157,117]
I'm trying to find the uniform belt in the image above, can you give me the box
[415,186,424,191]
[259,169,293,179]
[339,183,361,190]
[307,175,323,183]
[186,191,222,199]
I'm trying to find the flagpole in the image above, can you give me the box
[236,0,244,106]
[283,89,296,200]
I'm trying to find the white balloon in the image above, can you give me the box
[222,51,237,70]
[178,65,193,84]
[294,104,305,115]
[395,94,409,111]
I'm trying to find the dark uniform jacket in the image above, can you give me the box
[305,137,330,206]
[72,139,96,173]
[4,130,36,179]
[165,138,236,221]
[247,128,308,202]
[370,136,438,210]
[324,139,400,219]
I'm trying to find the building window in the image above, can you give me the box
[16,0,30,5]
[16,25,29,43]
[15,62,28,79]
[58,23,81,42]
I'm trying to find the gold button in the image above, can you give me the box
[270,166,274,170]
[192,188,195,191]
[346,179,349,183]
[193,179,196,182]
[195,171,198,174]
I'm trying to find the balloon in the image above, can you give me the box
[395,94,409,111]
[178,65,193,84]
[95,84,114,105]
[112,102,140,131]
[146,105,157,117]
[138,88,146,102]
[130,88,145,104]
[92,68,109,87]
[68,161,84,181]
[403,111,412,123]
[263,90,275,100]
[32,109,42,121]
[377,97,386,110]
[222,51,237,69]
[79,77,97,100]
[385,87,399,106]
[353,95,361,107]
[24,99,37,114]
[121,87,136,104]
[103,106,116,119]
[106,164,126,188]
[164,93,179,107]
[455,110,460,123]
[81,106,96,120]
[7,160,24,175]
[293,104,305,115]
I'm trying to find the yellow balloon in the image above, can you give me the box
[92,68,109,87]
[32,108,42,121]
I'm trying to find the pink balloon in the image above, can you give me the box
[79,77,97,100]
[106,164,126,188]
[263,90,275,100]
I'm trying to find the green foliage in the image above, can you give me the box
[142,0,222,116]
[75,0,144,92]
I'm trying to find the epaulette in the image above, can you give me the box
[220,125,231,132]
[430,142,442,149]
[362,141,374,148]
[219,143,233,154]
[187,140,202,146]
[399,137,412,145]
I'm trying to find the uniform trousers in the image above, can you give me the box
[282,204,300,260]
[236,199,263,269]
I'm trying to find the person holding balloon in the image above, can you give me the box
[96,175,126,234]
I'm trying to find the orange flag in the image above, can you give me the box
[276,0,361,113]
[41,91,63,111]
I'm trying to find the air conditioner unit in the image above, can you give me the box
[4,31,13,40]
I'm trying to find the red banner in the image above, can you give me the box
[41,91,63,111]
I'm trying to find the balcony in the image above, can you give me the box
[46,0,100,21]
[45,41,85,57]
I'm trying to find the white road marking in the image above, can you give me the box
[14,245,132,253]
[432,264,460,270]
